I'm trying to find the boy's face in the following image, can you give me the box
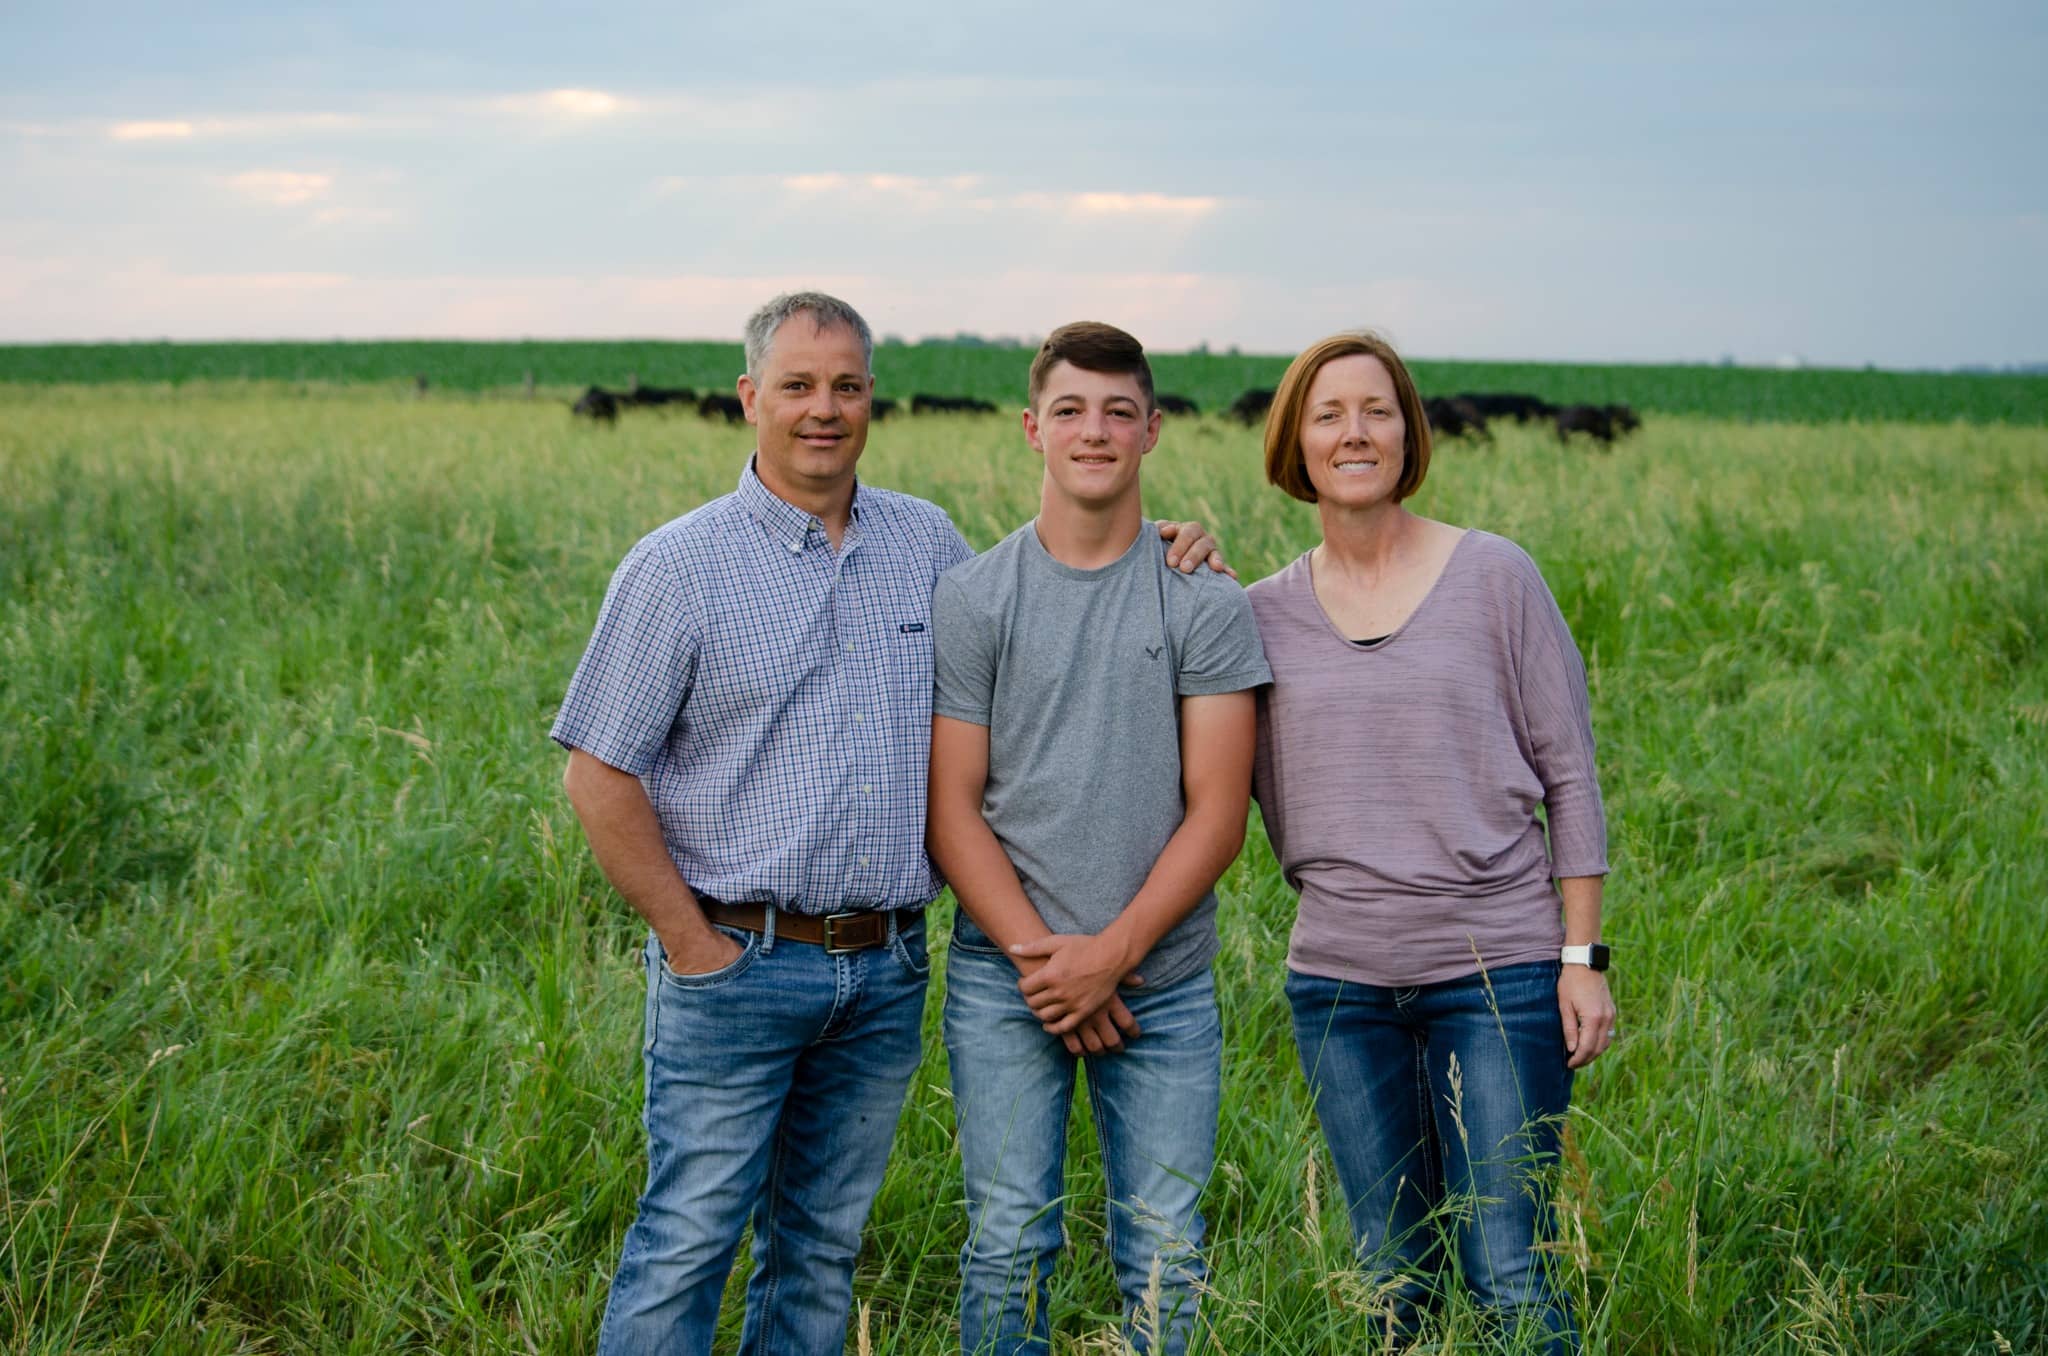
[1023,361,1161,510]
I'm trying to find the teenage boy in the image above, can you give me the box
[928,322,1271,1356]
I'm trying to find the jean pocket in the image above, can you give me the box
[889,917,932,978]
[950,913,1004,956]
[657,925,760,990]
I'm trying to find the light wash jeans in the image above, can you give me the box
[597,914,929,1356]
[1288,959,1578,1355]
[944,917,1221,1356]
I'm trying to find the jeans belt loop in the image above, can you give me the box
[761,900,777,955]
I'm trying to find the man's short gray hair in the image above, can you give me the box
[743,291,874,379]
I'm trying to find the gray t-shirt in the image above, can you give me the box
[933,520,1273,989]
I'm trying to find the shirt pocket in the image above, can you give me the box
[888,614,935,707]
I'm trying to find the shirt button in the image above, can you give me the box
[844,642,855,653]
[862,784,872,795]
[858,856,870,868]
[788,540,802,553]
[853,713,865,724]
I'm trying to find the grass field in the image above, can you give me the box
[3,381,2045,1353]
[4,340,2047,425]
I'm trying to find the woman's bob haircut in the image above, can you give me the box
[1263,330,1433,505]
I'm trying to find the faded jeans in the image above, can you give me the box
[945,917,1221,1356]
[597,914,929,1356]
[1288,960,1578,1355]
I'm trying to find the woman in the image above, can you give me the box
[1247,332,1615,1352]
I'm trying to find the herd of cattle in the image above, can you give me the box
[570,380,1641,446]
[569,380,1017,425]
[1220,386,1643,446]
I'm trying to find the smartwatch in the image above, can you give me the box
[1561,943,1611,972]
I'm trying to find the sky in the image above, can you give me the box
[3,2,2043,367]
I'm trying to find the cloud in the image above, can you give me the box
[1064,192,1220,218]
[309,205,401,228]
[772,172,994,211]
[486,88,633,120]
[654,173,1222,221]
[223,171,334,206]
[104,113,368,143]
[110,120,196,142]
[0,260,1326,352]
[0,262,876,340]
[205,170,401,228]
[1007,190,1221,220]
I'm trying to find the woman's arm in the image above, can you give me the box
[1558,874,1615,1069]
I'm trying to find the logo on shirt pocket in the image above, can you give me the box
[899,622,927,633]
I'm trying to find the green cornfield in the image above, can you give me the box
[2,371,2044,1353]
[3,340,2046,424]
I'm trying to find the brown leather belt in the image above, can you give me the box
[700,900,902,953]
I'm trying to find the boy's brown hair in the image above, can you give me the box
[1027,321,1155,411]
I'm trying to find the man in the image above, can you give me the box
[927,322,1271,1355]
[553,293,1220,1355]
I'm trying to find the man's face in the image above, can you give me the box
[1023,362,1160,510]
[738,318,873,504]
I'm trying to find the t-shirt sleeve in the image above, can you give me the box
[934,511,976,574]
[1512,556,1609,877]
[1175,571,1274,697]
[549,536,699,775]
[931,569,997,727]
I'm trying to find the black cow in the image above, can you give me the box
[571,386,621,423]
[1553,404,1617,445]
[623,381,696,409]
[1423,395,1490,441]
[912,394,1000,415]
[1227,388,1275,425]
[697,393,747,424]
[1459,392,1556,424]
[872,396,900,421]
[1155,393,1200,416]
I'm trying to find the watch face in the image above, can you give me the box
[1589,943,1612,972]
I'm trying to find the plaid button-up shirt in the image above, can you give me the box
[552,461,973,914]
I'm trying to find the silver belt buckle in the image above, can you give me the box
[820,911,864,954]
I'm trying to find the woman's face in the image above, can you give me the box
[1299,354,1407,509]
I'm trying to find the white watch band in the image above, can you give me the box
[1561,945,1597,967]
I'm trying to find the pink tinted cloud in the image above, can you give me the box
[0,259,1483,354]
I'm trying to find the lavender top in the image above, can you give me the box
[1248,531,1607,986]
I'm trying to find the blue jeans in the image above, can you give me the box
[1287,960,1578,1354]
[944,920,1221,1356]
[597,914,929,1356]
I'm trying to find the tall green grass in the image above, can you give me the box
[4,342,2046,424]
[2,389,2044,1352]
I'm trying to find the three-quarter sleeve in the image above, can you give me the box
[1513,561,1608,878]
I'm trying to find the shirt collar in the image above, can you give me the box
[737,456,866,552]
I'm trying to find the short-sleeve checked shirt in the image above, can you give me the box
[551,461,974,914]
